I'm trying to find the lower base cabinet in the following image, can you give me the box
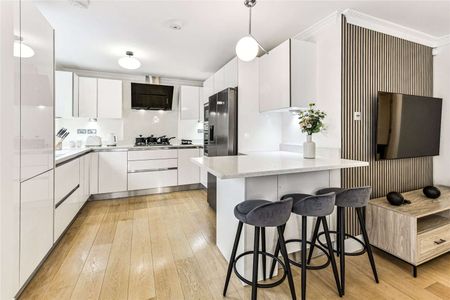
[98,151,127,193]
[20,170,54,286]
[178,149,200,185]
[128,170,178,190]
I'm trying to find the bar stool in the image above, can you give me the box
[269,193,342,300]
[308,187,379,295]
[223,198,296,300]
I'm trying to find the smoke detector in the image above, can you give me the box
[69,0,90,9]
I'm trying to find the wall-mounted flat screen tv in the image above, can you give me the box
[376,92,442,160]
[131,83,174,110]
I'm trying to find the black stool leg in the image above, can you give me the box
[277,226,297,300]
[252,227,260,300]
[322,217,343,297]
[339,207,346,295]
[269,224,285,279]
[223,221,243,296]
[336,207,341,257]
[306,217,322,264]
[357,207,379,283]
[261,227,266,281]
[301,216,307,300]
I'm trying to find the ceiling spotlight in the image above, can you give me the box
[13,37,34,58]
[235,0,268,62]
[69,0,90,9]
[118,51,141,70]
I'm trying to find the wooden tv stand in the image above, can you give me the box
[366,186,450,277]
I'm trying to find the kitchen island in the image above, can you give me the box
[191,151,368,280]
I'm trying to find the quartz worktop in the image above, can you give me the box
[191,151,369,179]
[55,144,203,166]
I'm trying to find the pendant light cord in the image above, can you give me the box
[248,6,252,35]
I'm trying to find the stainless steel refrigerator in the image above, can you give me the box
[204,87,238,210]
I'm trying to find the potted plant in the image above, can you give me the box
[297,103,326,159]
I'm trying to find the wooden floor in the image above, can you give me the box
[20,190,450,300]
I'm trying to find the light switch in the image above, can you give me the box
[354,112,361,121]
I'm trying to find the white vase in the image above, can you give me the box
[303,135,316,159]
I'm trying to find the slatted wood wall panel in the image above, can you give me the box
[341,18,434,235]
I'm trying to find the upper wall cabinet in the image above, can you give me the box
[259,39,316,112]
[203,76,214,103]
[213,57,238,94]
[78,77,122,119]
[180,85,200,120]
[55,71,77,118]
[98,78,122,118]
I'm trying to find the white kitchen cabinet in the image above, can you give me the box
[223,57,238,89]
[78,76,97,118]
[98,78,122,118]
[55,71,74,118]
[214,66,226,93]
[98,151,128,193]
[199,149,207,188]
[180,85,200,120]
[90,152,99,194]
[178,148,200,185]
[20,2,54,182]
[128,149,178,160]
[128,170,178,190]
[55,159,80,203]
[203,76,214,103]
[259,39,316,112]
[20,170,54,286]
[80,154,91,206]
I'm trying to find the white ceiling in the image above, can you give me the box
[36,0,450,81]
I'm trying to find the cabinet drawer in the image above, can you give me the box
[417,224,450,262]
[128,149,177,161]
[54,186,81,240]
[128,170,177,190]
[128,159,177,172]
[55,159,80,203]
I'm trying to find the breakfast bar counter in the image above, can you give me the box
[192,151,368,280]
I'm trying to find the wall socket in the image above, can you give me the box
[354,112,362,121]
[87,129,97,134]
[77,129,87,134]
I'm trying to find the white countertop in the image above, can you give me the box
[55,143,203,166]
[191,151,369,179]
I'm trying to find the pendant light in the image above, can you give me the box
[118,51,141,70]
[235,0,267,62]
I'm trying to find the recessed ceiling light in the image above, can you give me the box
[168,20,183,31]
[69,0,89,9]
[118,51,141,70]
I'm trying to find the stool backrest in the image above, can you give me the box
[336,186,372,208]
[282,193,336,217]
[246,198,293,227]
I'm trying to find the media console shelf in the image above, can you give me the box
[366,186,450,277]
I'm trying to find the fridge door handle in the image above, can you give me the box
[209,125,214,142]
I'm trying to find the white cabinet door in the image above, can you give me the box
[128,170,177,190]
[20,170,53,286]
[98,78,122,119]
[224,57,238,89]
[98,151,127,193]
[178,149,200,185]
[89,152,99,194]
[290,39,316,109]
[20,2,54,182]
[55,71,73,118]
[199,149,207,187]
[55,159,80,204]
[214,66,225,93]
[78,77,97,118]
[203,76,214,103]
[259,39,291,112]
[80,154,91,206]
[180,86,200,120]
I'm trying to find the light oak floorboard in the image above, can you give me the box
[19,190,450,300]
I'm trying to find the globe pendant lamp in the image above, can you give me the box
[235,0,268,62]
[118,51,141,70]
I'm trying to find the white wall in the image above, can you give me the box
[237,60,282,153]
[56,69,202,147]
[433,44,450,185]
[281,15,342,153]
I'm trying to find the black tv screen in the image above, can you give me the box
[376,92,442,160]
[131,83,173,110]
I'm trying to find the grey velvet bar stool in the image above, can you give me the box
[308,187,379,295]
[269,193,342,300]
[223,198,296,300]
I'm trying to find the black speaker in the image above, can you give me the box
[423,186,441,199]
[386,192,411,206]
